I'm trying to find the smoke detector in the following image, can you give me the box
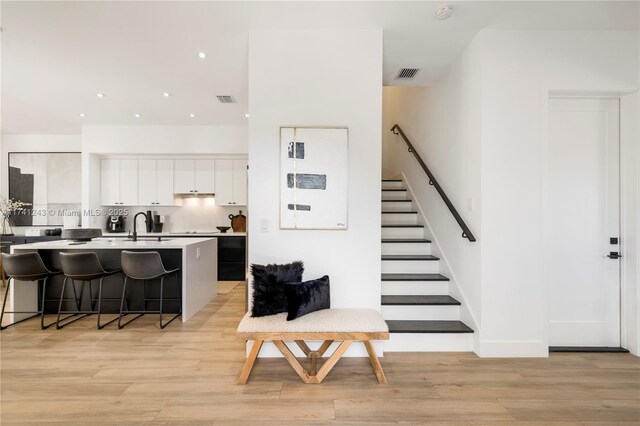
[435,5,454,21]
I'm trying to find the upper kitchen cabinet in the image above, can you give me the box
[138,159,175,206]
[214,159,247,206]
[101,159,138,205]
[174,159,215,194]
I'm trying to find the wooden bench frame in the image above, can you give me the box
[237,331,389,384]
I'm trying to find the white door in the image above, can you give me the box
[174,159,195,193]
[101,159,120,205]
[214,159,234,205]
[137,159,157,205]
[233,159,248,205]
[155,160,175,205]
[119,159,139,206]
[195,160,215,193]
[547,98,620,347]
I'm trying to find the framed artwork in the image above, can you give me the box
[8,152,82,226]
[280,127,348,230]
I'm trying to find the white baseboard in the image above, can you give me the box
[477,339,548,357]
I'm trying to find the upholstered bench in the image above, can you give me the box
[236,308,389,384]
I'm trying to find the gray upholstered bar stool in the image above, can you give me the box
[57,252,122,329]
[118,250,181,329]
[0,252,62,330]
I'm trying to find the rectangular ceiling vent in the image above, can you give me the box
[395,68,421,80]
[216,95,235,104]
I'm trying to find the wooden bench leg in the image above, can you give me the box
[273,340,312,383]
[238,339,263,384]
[364,340,387,384]
[314,340,352,384]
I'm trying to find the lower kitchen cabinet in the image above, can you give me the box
[217,236,246,281]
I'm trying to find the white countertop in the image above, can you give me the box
[12,237,216,251]
[103,232,246,237]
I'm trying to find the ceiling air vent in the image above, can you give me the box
[395,68,421,80]
[216,95,235,104]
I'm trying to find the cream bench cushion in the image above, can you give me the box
[237,308,389,335]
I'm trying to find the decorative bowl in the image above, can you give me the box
[216,226,231,234]
[61,228,102,241]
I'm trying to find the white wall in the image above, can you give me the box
[81,125,247,230]
[384,30,639,357]
[479,30,638,357]
[248,29,382,356]
[81,125,247,155]
[621,91,640,356]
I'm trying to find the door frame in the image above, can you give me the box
[544,90,635,351]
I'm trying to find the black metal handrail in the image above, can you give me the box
[391,124,476,242]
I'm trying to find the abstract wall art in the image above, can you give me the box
[8,152,82,226]
[280,127,348,230]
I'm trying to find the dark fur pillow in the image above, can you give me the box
[250,261,304,317]
[283,275,330,321]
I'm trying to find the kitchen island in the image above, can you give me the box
[9,237,217,325]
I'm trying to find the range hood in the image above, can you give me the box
[175,192,215,197]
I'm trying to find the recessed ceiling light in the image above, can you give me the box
[79,113,86,118]
[163,92,171,97]
[134,113,141,118]
[435,5,454,20]
[245,113,250,118]
[198,52,206,59]
[189,113,196,118]
[96,93,105,98]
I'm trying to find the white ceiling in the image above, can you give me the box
[1,1,638,135]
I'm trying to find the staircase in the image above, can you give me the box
[381,179,474,351]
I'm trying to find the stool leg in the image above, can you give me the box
[159,273,181,329]
[55,277,68,329]
[41,276,55,330]
[0,278,41,330]
[56,278,91,329]
[0,278,11,330]
[118,276,143,329]
[96,276,118,330]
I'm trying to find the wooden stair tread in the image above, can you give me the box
[382,239,431,243]
[381,255,439,261]
[382,179,402,182]
[381,225,423,228]
[382,273,449,281]
[381,200,412,202]
[381,189,407,192]
[382,295,460,306]
[386,320,473,334]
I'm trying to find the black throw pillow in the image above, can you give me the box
[250,261,304,317]
[283,275,330,321]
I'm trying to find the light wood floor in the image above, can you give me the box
[1,283,639,424]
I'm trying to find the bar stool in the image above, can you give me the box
[118,250,181,329]
[57,252,123,329]
[0,252,63,330]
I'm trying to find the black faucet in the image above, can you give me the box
[131,211,150,242]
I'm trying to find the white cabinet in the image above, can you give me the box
[138,159,175,206]
[174,159,215,194]
[214,159,247,206]
[101,159,138,206]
